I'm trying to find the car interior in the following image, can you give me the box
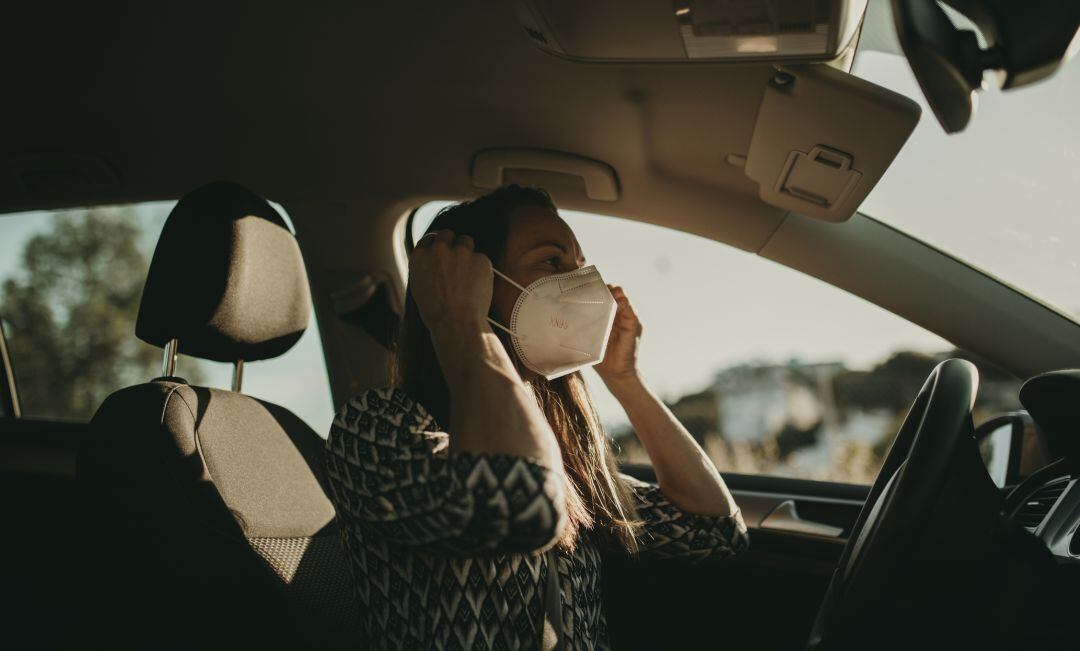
[3,1,1080,649]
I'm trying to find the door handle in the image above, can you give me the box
[761,500,845,538]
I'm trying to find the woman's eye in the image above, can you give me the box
[543,257,560,267]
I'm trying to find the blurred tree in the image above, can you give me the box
[833,350,939,413]
[665,388,720,444]
[774,420,823,459]
[1,208,198,420]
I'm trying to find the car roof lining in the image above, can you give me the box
[1,3,789,229]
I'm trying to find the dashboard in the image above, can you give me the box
[1005,369,1080,563]
[1008,471,1078,560]
[1034,476,1080,559]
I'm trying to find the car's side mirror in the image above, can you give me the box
[974,412,1030,489]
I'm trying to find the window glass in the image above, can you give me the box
[0,202,334,434]
[411,201,1022,484]
[850,49,1080,321]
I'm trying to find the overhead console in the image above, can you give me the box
[511,0,867,63]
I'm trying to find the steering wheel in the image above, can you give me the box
[806,358,979,650]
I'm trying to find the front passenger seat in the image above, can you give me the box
[78,181,360,649]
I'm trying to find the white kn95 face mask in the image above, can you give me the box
[486,265,618,381]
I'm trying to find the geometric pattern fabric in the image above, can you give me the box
[326,387,749,649]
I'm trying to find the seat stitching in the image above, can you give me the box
[145,383,300,611]
[160,383,215,485]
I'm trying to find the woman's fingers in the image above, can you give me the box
[605,284,643,333]
[432,230,456,246]
[414,232,436,248]
[415,229,451,248]
[608,285,631,308]
[408,228,495,332]
[454,234,475,251]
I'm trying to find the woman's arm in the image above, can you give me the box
[607,374,737,516]
[430,320,565,472]
[326,388,567,555]
[412,229,566,474]
[620,471,748,563]
[596,285,737,517]
[326,228,569,556]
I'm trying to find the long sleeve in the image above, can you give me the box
[621,472,749,563]
[325,387,567,556]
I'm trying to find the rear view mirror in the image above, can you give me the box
[974,412,1028,488]
[890,0,983,133]
[891,0,1080,133]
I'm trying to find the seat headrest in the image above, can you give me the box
[135,181,310,363]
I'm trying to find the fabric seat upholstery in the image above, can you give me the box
[77,181,360,649]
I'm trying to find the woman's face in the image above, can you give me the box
[491,204,586,333]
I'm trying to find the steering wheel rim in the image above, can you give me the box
[807,358,979,650]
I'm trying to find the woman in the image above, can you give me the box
[325,185,748,650]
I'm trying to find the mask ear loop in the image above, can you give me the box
[491,267,529,293]
[487,268,529,338]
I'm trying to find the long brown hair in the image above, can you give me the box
[393,185,643,555]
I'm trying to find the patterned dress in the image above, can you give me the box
[326,387,749,650]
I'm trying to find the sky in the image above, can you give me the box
[852,51,1080,319]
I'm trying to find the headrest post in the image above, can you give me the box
[232,359,244,393]
[161,338,179,378]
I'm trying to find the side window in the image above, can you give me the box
[0,203,334,435]
[410,202,1022,484]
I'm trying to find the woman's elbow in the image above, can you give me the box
[374,472,567,556]
[712,511,750,559]
[682,510,751,564]
[498,494,569,554]
[451,453,570,554]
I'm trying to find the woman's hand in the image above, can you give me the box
[410,229,565,477]
[409,230,493,333]
[595,285,643,386]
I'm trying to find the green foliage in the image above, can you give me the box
[774,419,823,459]
[1,208,195,420]
[832,350,938,412]
[665,388,720,444]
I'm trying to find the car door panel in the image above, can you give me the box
[0,419,82,649]
[603,465,867,650]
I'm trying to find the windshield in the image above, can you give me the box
[852,22,1080,319]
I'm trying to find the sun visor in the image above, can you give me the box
[740,64,920,222]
